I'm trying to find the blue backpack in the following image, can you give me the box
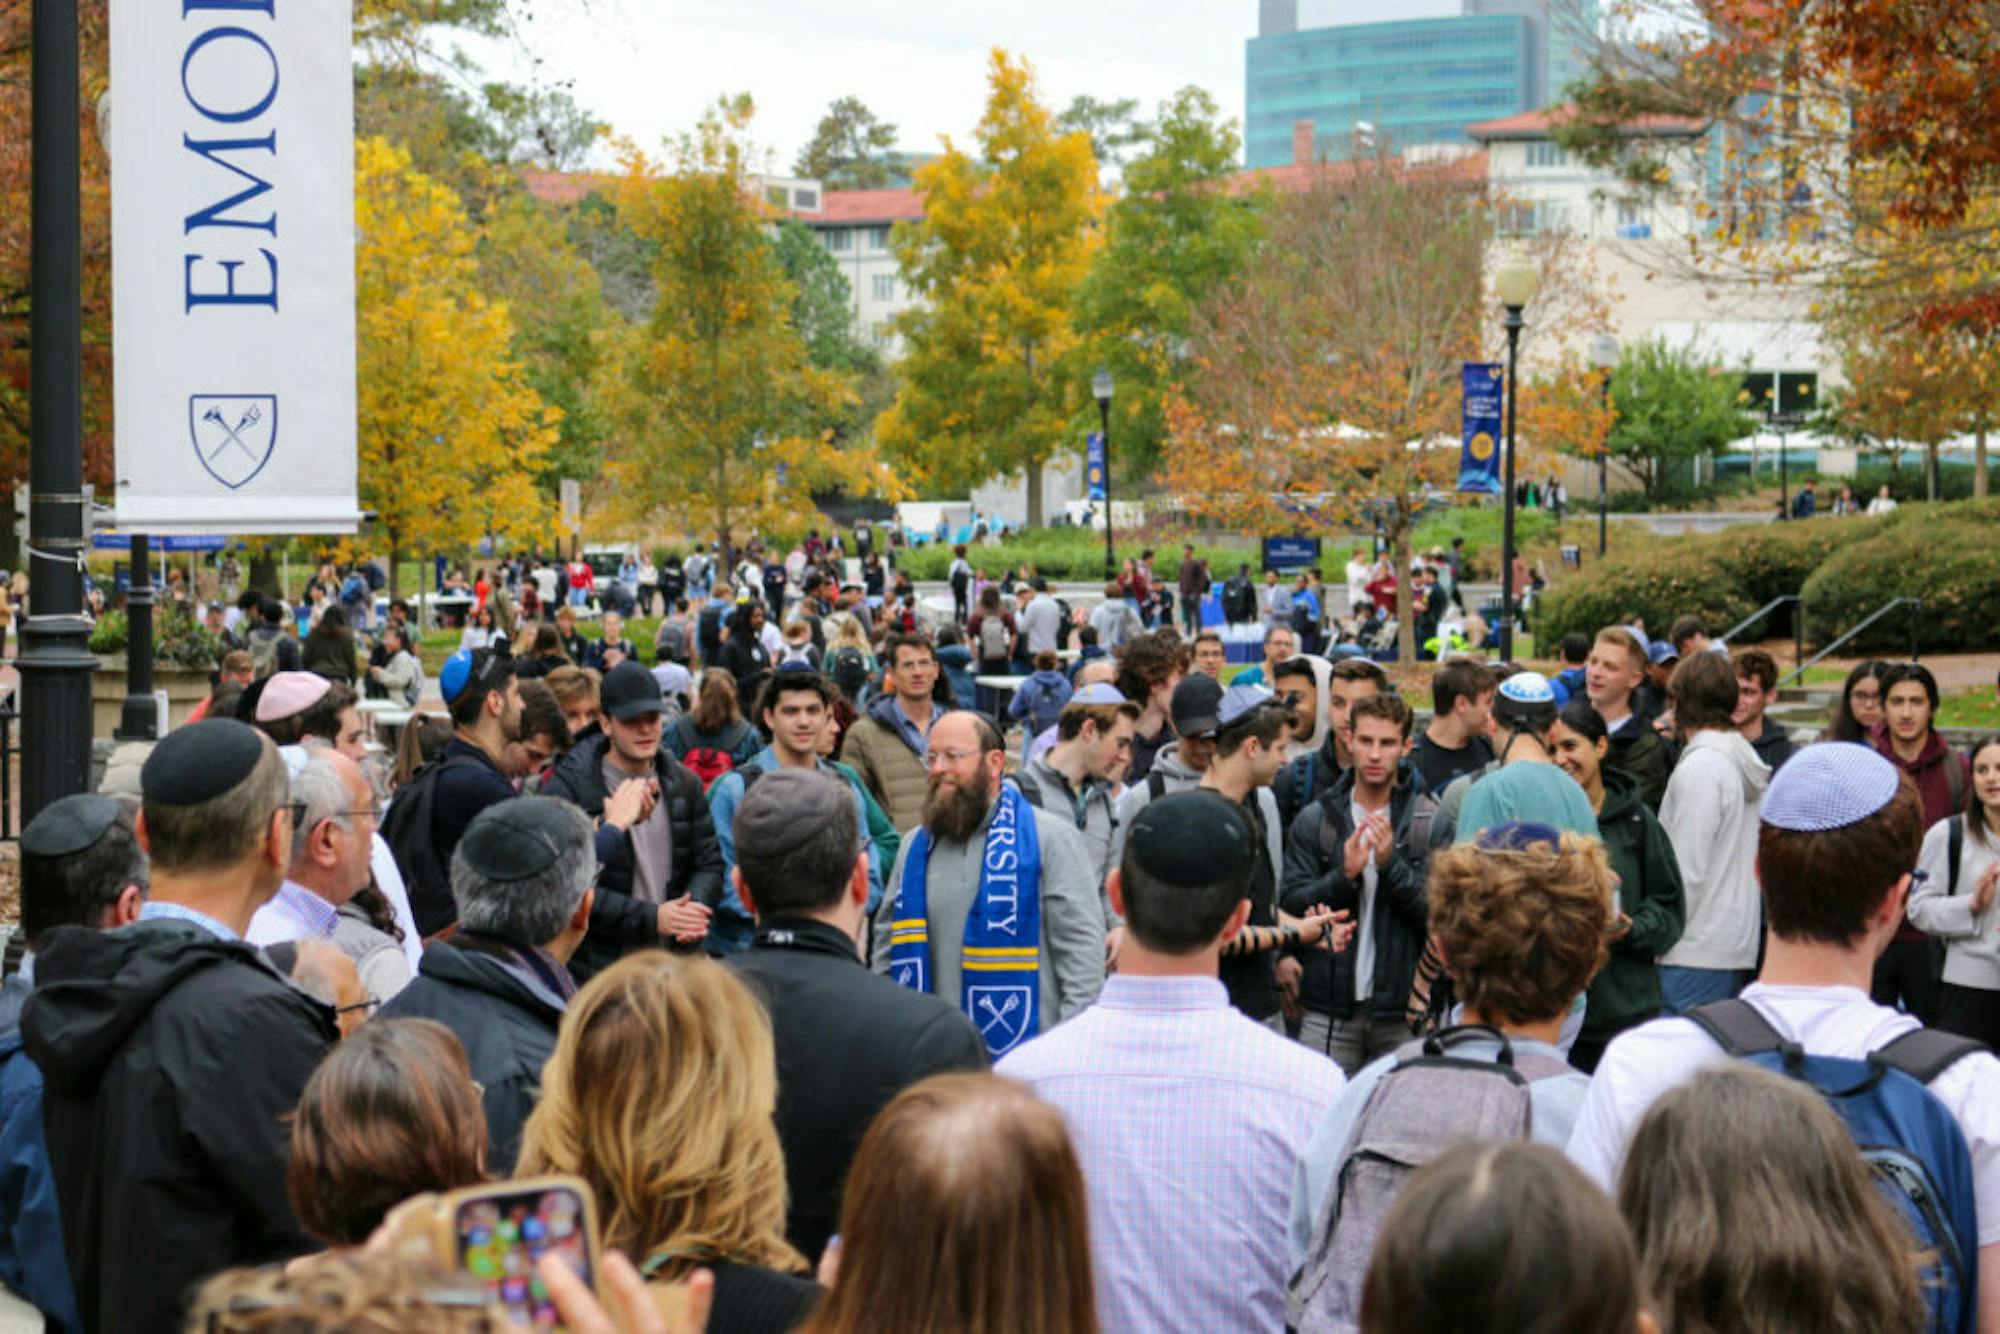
[1688,999,1982,1334]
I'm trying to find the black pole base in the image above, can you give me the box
[115,695,156,743]
[19,615,99,819]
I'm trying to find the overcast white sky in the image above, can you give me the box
[464,1,1263,173]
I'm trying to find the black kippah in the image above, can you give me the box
[21,793,121,858]
[141,719,267,805]
[1126,790,1255,888]
[456,798,573,884]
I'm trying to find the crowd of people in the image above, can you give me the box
[2,526,1998,1334]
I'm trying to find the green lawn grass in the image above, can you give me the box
[414,613,663,667]
[1939,689,2000,732]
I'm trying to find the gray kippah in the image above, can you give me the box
[21,793,121,858]
[1126,790,1256,887]
[140,719,266,806]
[456,797,577,884]
[733,768,850,861]
[1762,741,1903,833]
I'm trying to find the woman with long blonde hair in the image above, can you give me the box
[516,953,819,1331]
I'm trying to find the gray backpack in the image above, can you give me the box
[1288,1025,1576,1333]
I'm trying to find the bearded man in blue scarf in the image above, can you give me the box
[874,711,1106,1058]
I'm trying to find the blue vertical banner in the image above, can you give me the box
[1458,362,1505,494]
[1085,432,1107,501]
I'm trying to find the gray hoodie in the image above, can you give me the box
[1108,741,1206,871]
[1658,729,1771,971]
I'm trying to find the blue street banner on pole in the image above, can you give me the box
[1458,362,1504,494]
[1085,432,1107,501]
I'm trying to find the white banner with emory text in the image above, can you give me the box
[111,0,359,534]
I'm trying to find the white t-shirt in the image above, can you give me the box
[1349,797,1386,1002]
[1566,982,2000,1245]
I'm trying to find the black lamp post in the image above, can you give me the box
[23,0,99,815]
[1589,333,1619,559]
[1494,252,1541,661]
[1093,367,1114,581]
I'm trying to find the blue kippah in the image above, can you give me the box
[1475,820,1563,853]
[1218,682,1277,727]
[1762,741,1902,832]
[439,649,474,705]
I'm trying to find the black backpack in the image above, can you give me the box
[1223,574,1256,624]
[379,753,492,938]
[831,646,870,701]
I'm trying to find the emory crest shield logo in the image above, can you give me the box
[188,394,277,490]
[968,984,1033,1055]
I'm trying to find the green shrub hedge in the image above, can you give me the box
[893,530,1259,583]
[1537,501,2000,652]
[1802,519,2000,653]
[1533,550,1757,647]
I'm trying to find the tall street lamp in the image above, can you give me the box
[1588,332,1619,559]
[1093,367,1115,581]
[25,0,99,813]
[1494,251,1541,661]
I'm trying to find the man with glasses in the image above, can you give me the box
[1235,624,1296,689]
[247,747,408,1005]
[842,632,946,835]
[873,711,1105,1058]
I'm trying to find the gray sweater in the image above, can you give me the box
[1912,815,2000,990]
[872,801,1106,1035]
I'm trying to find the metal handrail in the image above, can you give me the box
[1778,597,1923,688]
[1720,594,1803,671]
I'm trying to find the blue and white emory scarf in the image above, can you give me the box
[888,779,1043,1058]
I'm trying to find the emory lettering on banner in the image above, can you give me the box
[110,0,360,534]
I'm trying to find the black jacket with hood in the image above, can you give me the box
[379,936,569,1174]
[540,733,725,981]
[22,919,334,1333]
[1279,759,1438,1024]
[1606,696,1671,812]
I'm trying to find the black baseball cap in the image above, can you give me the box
[600,660,665,721]
[1170,674,1225,739]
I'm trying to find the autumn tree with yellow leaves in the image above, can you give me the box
[877,51,1104,527]
[598,96,898,554]
[355,137,558,597]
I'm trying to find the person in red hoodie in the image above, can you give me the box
[1871,661,1968,1023]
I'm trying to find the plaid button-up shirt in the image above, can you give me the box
[999,974,1344,1333]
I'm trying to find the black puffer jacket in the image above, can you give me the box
[1279,760,1438,1024]
[540,734,725,980]
[23,920,334,1333]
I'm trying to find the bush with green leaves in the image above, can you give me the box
[88,601,224,671]
[1539,500,2000,652]
[1801,505,2000,653]
[1533,547,1756,647]
[1719,516,1889,608]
